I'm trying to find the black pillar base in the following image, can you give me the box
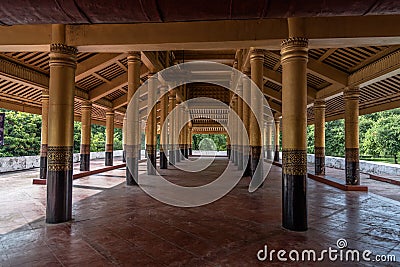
[169,150,175,165]
[227,148,231,159]
[184,148,189,159]
[126,157,138,186]
[282,174,308,231]
[160,151,168,169]
[315,156,325,175]
[345,148,360,185]
[46,146,73,224]
[176,148,181,162]
[180,148,185,160]
[147,145,157,175]
[189,148,192,156]
[105,151,113,166]
[80,153,90,171]
[122,150,126,162]
[234,149,238,166]
[39,156,47,179]
[274,150,280,162]
[237,150,243,170]
[243,155,252,177]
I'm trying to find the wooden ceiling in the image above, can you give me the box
[1,42,400,129]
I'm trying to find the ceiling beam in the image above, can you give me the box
[263,66,317,99]
[75,53,126,81]
[262,86,282,102]
[266,51,348,86]
[89,73,127,102]
[141,51,164,73]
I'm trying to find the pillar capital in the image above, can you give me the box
[50,43,78,55]
[280,37,308,64]
[343,87,360,100]
[313,99,326,109]
[106,109,115,116]
[249,48,265,62]
[81,101,92,109]
[127,51,141,62]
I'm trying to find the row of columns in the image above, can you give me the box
[313,88,360,185]
[39,98,117,175]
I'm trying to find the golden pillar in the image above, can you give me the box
[105,110,114,166]
[179,105,185,161]
[314,99,326,175]
[146,74,157,174]
[249,48,264,179]
[80,101,92,171]
[274,118,280,162]
[344,87,360,185]
[237,82,244,170]
[168,90,177,165]
[126,51,141,185]
[159,86,169,169]
[242,70,252,176]
[281,28,309,231]
[39,89,49,179]
[46,25,77,224]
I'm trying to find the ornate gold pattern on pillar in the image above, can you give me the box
[46,33,77,223]
[314,99,326,175]
[47,146,73,171]
[282,149,307,175]
[281,35,308,231]
[344,87,360,185]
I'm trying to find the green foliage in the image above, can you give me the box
[192,134,226,151]
[307,125,314,154]
[0,109,42,157]
[0,108,122,157]
[325,119,345,157]
[363,115,400,163]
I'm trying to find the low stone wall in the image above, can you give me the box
[307,154,400,176]
[0,150,124,173]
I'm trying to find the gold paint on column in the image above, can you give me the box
[159,86,168,152]
[80,101,92,153]
[47,44,77,170]
[281,37,309,175]
[168,90,177,154]
[146,74,157,148]
[274,118,280,161]
[344,88,360,150]
[249,48,264,148]
[314,99,326,151]
[105,110,115,152]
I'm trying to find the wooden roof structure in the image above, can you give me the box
[1,9,400,130]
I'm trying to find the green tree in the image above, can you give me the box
[192,134,226,151]
[307,125,314,154]
[363,115,400,163]
[0,109,42,157]
[325,119,345,157]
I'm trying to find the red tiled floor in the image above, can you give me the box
[0,157,399,266]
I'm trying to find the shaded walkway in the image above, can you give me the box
[0,157,399,266]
